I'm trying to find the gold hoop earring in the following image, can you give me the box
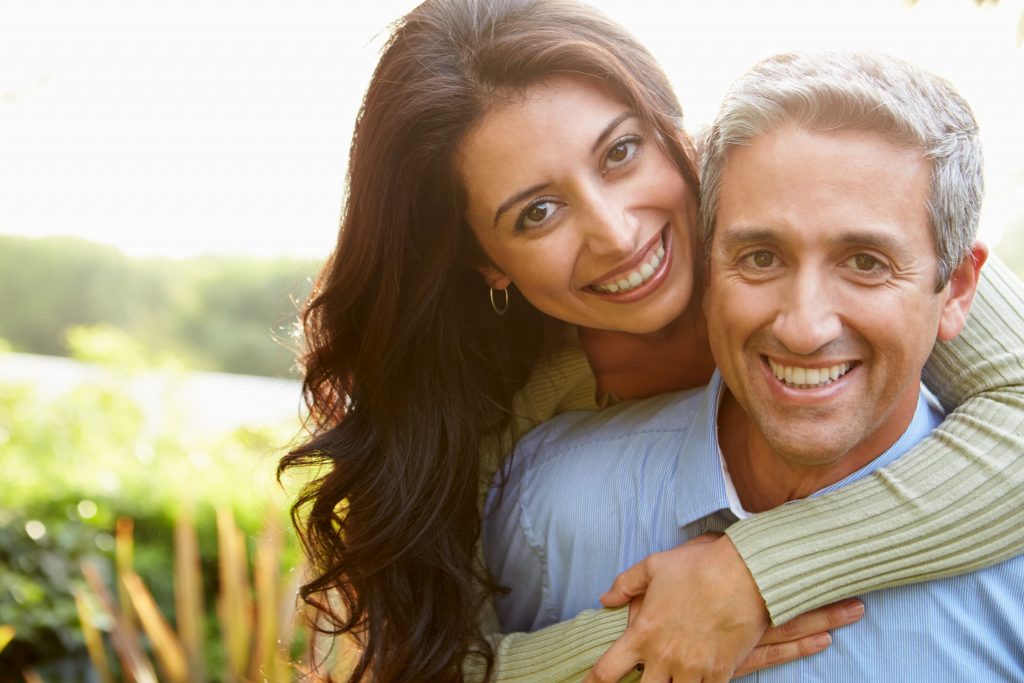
[489,287,509,316]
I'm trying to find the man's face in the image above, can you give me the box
[705,123,957,467]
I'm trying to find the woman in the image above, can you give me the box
[279,1,1024,681]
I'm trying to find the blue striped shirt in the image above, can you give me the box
[484,372,1024,681]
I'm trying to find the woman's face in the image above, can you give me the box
[458,75,698,334]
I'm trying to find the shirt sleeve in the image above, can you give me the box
[484,456,551,634]
[726,254,1024,625]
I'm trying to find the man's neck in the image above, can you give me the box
[717,389,915,513]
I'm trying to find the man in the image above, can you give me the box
[484,52,1022,680]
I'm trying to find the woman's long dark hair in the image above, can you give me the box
[278,1,700,680]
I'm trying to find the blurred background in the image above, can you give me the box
[1,0,1022,680]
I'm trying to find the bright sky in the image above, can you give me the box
[1,0,1022,258]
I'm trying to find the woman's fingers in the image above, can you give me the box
[590,598,863,683]
[734,632,833,677]
[601,534,720,608]
[590,536,769,682]
[599,560,653,608]
[757,598,864,646]
[583,636,640,683]
[730,599,864,677]
[638,663,673,683]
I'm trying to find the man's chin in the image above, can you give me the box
[759,424,858,468]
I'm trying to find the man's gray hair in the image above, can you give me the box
[700,51,983,289]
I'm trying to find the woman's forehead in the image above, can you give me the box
[456,76,635,215]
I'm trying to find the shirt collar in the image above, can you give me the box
[673,371,733,528]
[672,371,944,528]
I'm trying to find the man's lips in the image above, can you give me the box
[766,357,856,389]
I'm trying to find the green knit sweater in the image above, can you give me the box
[468,255,1024,682]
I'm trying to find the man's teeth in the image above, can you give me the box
[768,359,852,388]
[592,244,666,294]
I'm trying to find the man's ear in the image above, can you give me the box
[477,263,512,291]
[937,242,988,342]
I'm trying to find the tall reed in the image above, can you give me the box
[72,507,332,682]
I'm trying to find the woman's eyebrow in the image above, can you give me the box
[492,111,638,228]
[494,182,548,228]
[591,111,636,153]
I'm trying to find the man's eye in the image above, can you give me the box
[844,253,890,274]
[850,254,881,271]
[605,136,640,170]
[746,250,776,268]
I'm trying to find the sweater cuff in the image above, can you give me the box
[474,607,628,682]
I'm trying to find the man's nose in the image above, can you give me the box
[771,272,843,355]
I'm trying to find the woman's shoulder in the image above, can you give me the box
[512,323,600,426]
[477,324,596,488]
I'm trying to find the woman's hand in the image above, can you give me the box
[585,534,864,683]
[731,599,862,677]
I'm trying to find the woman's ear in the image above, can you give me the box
[937,242,988,342]
[477,264,512,291]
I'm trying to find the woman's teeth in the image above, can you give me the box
[592,244,666,294]
[768,359,852,389]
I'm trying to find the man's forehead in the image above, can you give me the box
[713,127,932,232]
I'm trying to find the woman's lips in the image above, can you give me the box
[587,225,669,295]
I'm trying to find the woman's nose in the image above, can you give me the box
[579,190,638,257]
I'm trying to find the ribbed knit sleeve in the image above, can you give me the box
[726,255,1024,624]
[465,608,633,683]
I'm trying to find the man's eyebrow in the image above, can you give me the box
[831,230,917,260]
[716,226,918,259]
[492,110,637,228]
[716,227,778,252]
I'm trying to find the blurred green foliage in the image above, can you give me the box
[0,330,305,679]
[0,504,104,674]
[0,235,320,377]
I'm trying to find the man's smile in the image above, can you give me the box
[766,357,855,389]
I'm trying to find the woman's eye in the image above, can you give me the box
[516,200,558,231]
[605,136,640,170]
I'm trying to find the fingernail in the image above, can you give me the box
[813,633,832,649]
[844,601,865,619]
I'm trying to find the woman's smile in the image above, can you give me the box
[586,224,671,299]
